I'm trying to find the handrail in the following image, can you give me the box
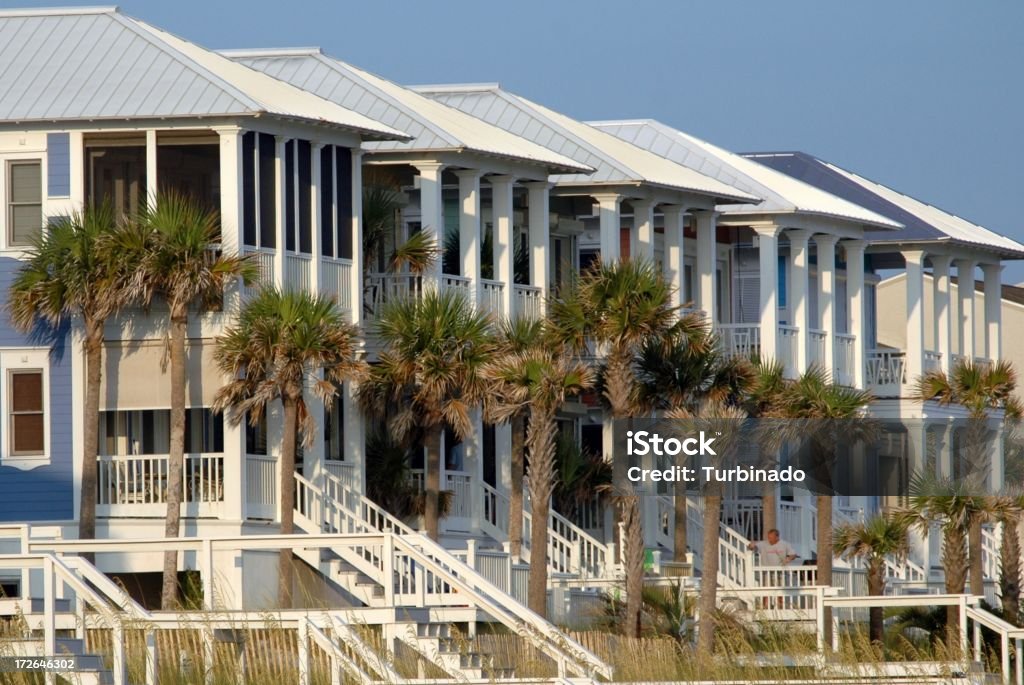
[330,614,405,683]
[305,618,376,685]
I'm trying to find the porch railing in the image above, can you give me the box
[865,348,905,396]
[924,349,942,373]
[719,323,760,358]
[245,453,277,520]
[321,257,352,312]
[480,279,504,317]
[441,274,471,299]
[285,253,311,292]
[513,284,543,320]
[777,324,799,377]
[834,333,856,385]
[241,247,275,299]
[323,460,358,492]
[808,329,827,369]
[97,453,224,517]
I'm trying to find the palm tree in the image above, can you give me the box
[834,513,911,643]
[213,288,362,607]
[117,191,256,609]
[776,365,872,647]
[992,489,1024,625]
[359,289,495,540]
[484,318,545,559]
[549,258,678,638]
[742,359,788,535]
[484,342,594,616]
[8,204,127,551]
[915,358,1021,596]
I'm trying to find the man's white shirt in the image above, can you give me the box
[753,540,797,565]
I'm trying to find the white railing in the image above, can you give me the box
[777,324,799,377]
[286,253,312,292]
[808,329,827,369]
[96,453,223,516]
[444,471,472,521]
[441,273,471,298]
[514,284,543,319]
[924,349,942,373]
[865,348,905,396]
[983,524,1002,583]
[724,499,764,541]
[245,453,277,520]
[323,460,358,492]
[242,247,275,298]
[322,257,352,312]
[480,279,504,317]
[719,323,760,358]
[655,495,674,549]
[365,272,421,317]
[834,333,856,385]
[685,495,755,588]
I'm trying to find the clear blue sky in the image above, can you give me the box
[18,0,1024,280]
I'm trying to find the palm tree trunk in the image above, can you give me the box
[816,494,833,648]
[762,483,777,539]
[424,426,443,540]
[161,314,187,610]
[279,394,298,608]
[526,411,557,618]
[697,488,722,654]
[969,516,985,597]
[509,414,525,559]
[79,319,103,560]
[1002,517,1022,625]
[622,495,644,638]
[867,560,885,644]
[673,479,688,562]
[944,526,968,639]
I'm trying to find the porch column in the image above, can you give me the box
[631,199,655,262]
[350,151,364,328]
[489,175,517,318]
[931,255,953,374]
[216,126,245,520]
[694,210,718,325]
[903,250,927,383]
[754,225,782,365]
[662,206,686,310]
[145,129,158,202]
[273,136,287,287]
[593,193,622,263]
[414,162,446,287]
[309,142,323,295]
[845,240,867,389]
[526,181,552,306]
[456,170,483,309]
[956,258,977,361]
[982,263,1003,362]
[815,234,839,380]
[787,230,811,375]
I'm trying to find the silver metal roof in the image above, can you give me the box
[412,84,760,204]
[223,49,590,175]
[590,119,900,230]
[0,7,408,140]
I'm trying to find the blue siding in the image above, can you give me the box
[0,256,74,522]
[46,133,71,197]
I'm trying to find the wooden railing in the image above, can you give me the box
[321,257,352,312]
[480,279,504,316]
[241,247,275,299]
[96,453,223,517]
[865,348,905,396]
[286,253,312,292]
[513,284,543,319]
[834,333,856,385]
[719,323,760,358]
[245,453,277,520]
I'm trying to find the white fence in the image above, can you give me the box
[96,453,223,517]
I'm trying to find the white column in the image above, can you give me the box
[845,240,867,389]
[662,206,686,309]
[754,225,782,364]
[310,142,323,294]
[931,255,953,374]
[349,151,364,328]
[145,129,158,203]
[956,258,977,360]
[456,170,483,309]
[815,234,838,379]
[694,210,718,324]
[593,193,622,263]
[904,250,927,383]
[787,230,811,375]
[489,175,516,318]
[273,136,287,287]
[631,199,655,261]
[982,262,1003,362]
[526,181,551,303]
[414,162,446,287]
[216,126,245,521]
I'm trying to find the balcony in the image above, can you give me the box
[720,323,859,386]
[97,453,224,518]
[865,349,905,397]
[241,248,353,314]
[365,273,541,321]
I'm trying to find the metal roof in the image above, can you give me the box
[222,49,591,175]
[412,84,760,204]
[747,152,1024,259]
[589,119,900,230]
[0,7,408,140]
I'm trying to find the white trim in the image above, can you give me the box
[0,348,52,470]
[0,150,47,253]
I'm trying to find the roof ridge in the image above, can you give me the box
[409,82,501,93]
[0,6,117,18]
[219,47,323,57]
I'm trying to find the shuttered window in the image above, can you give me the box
[8,161,42,246]
[10,370,44,455]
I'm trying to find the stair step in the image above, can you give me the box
[416,623,451,639]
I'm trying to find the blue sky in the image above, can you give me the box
[17,0,1024,279]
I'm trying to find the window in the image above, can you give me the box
[325,399,344,461]
[8,161,42,247]
[9,370,44,456]
[245,414,268,456]
[99,408,223,455]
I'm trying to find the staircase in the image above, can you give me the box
[293,471,613,680]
